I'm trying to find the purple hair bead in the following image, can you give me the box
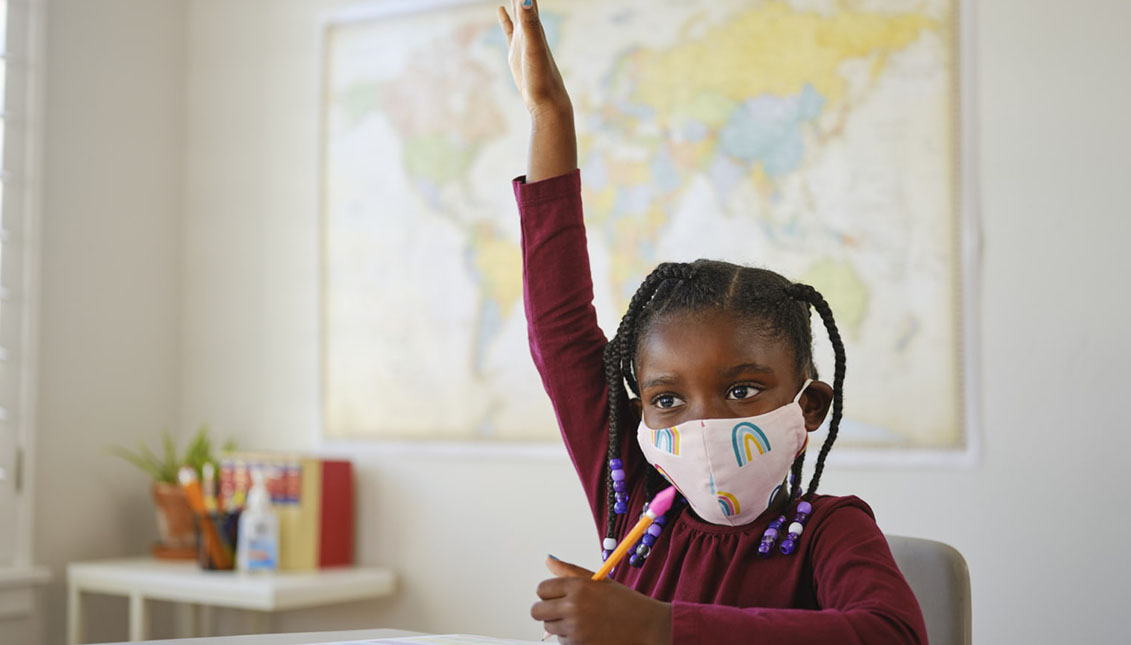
[653,514,667,526]
[601,549,611,561]
[615,491,628,503]
[614,501,628,514]
[758,515,787,558]
[611,469,626,482]
[777,501,811,556]
[609,458,623,470]
[613,480,627,492]
[780,538,797,555]
[647,523,663,537]
[629,553,643,567]
[642,533,656,547]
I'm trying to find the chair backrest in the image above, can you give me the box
[885,535,972,645]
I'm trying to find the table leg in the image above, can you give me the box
[128,593,147,642]
[66,586,81,645]
[199,604,214,636]
[247,609,268,634]
[180,603,200,638]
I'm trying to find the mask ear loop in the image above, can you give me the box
[792,378,813,404]
[792,378,813,459]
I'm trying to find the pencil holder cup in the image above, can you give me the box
[195,511,240,570]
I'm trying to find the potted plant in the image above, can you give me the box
[108,425,235,559]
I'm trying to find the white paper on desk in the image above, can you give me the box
[312,635,544,645]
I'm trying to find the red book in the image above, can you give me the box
[317,459,353,567]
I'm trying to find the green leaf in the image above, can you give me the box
[162,431,177,471]
[105,444,162,481]
[106,423,234,483]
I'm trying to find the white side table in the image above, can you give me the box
[66,558,396,645]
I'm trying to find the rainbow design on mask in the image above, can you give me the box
[651,427,680,455]
[716,491,741,517]
[654,465,685,497]
[732,422,771,466]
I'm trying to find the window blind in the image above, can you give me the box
[0,0,41,567]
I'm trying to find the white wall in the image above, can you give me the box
[181,0,598,631]
[26,0,1123,643]
[35,1,186,643]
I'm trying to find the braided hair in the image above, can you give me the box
[601,260,846,546]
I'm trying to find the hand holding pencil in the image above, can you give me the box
[533,488,676,645]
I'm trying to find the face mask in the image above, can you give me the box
[636,380,812,527]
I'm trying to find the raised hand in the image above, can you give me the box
[532,556,672,645]
[497,0,571,120]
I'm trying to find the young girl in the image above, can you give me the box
[498,2,927,643]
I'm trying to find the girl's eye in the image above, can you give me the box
[654,394,684,410]
[727,384,760,400]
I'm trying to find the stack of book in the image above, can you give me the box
[218,453,354,570]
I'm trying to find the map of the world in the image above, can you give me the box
[320,0,967,455]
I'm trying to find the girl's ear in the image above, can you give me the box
[800,380,833,432]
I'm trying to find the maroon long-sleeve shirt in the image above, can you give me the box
[515,170,927,645]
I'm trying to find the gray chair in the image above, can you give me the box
[886,535,972,645]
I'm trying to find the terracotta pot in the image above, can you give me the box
[151,481,196,554]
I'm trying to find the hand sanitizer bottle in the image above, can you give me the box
[238,468,279,572]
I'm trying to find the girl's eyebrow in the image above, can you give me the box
[641,374,679,390]
[722,362,774,377]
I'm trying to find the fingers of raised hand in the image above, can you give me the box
[497,6,514,43]
[519,0,541,28]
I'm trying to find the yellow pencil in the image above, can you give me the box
[592,487,676,580]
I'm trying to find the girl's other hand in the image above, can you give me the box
[532,556,673,645]
[498,0,572,121]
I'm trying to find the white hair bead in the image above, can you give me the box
[788,522,804,536]
[603,538,617,550]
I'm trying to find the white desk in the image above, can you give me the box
[67,558,396,645]
[105,628,421,645]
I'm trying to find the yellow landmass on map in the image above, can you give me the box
[801,257,870,338]
[469,225,522,319]
[627,1,940,122]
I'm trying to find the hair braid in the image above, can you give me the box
[601,262,698,545]
[786,283,846,500]
[789,454,805,502]
[602,339,623,541]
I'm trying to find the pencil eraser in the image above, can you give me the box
[649,486,677,516]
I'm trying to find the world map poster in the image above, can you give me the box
[319,0,973,460]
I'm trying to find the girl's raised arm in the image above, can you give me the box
[498,2,624,533]
[498,0,577,182]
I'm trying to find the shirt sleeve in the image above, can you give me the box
[514,170,639,532]
[669,501,928,645]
